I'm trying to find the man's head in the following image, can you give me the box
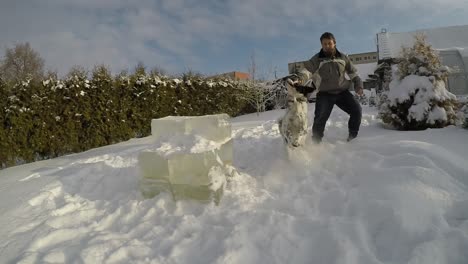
[320,32,336,54]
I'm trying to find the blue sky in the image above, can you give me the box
[1,0,468,79]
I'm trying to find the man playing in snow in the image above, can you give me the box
[290,32,364,143]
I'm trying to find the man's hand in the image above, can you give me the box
[355,87,364,96]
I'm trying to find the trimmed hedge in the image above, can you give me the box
[1,69,255,168]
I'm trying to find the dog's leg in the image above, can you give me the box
[278,118,283,135]
[278,118,289,144]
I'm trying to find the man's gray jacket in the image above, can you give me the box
[296,49,363,94]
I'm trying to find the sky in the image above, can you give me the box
[1,0,468,79]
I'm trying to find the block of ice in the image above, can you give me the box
[140,114,234,204]
[218,139,233,165]
[139,145,229,186]
[151,114,231,142]
[138,145,231,204]
[139,162,228,204]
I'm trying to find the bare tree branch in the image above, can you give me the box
[0,42,45,85]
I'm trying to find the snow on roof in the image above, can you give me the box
[377,25,468,59]
[354,62,378,80]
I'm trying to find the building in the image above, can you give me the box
[354,62,378,90]
[213,71,250,81]
[288,62,306,75]
[376,25,468,95]
[348,52,378,64]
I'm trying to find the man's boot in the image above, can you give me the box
[347,133,357,142]
[312,135,322,144]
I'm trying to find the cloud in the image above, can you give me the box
[0,0,467,76]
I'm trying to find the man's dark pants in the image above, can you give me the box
[312,90,362,142]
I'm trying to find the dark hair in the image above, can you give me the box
[320,32,336,43]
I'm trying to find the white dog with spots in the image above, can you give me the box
[278,79,309,148]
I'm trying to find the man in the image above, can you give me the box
[291,32,363,143]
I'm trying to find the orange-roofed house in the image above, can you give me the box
[213,71,250,80]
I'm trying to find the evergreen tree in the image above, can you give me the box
[0,77,10,166]
[41,75,68,156]
[379,34,458,130]
[129,65,150,137]
[6,78,36,162]
[61,67,89,151]
[108,70,134,142]
[90,65,117,145]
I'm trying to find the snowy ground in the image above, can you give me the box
[1,106,468,264]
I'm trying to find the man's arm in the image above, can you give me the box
[304,55,323,90]
[289,56,318,85]
[294,84,316,96]
[283,76,315,96]
[291,58,318,96]
[302,57,319,77]
[345,55,364,95]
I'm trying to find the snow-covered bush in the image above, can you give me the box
[355,93,368,105]
[263,79,288,110]
[457,96,468,129]
[462,106,468,129]
[379,35,458,130]
[369,89,377,107]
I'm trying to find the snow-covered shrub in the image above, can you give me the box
[263,79,288,110]
[369,89,377,107]
[462,106,468,129]
[379,34,458,130]
[355,93,368,105]
[457,96,468,129]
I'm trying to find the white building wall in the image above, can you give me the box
[439,50,468,95]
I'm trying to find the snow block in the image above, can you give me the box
[139,114,233,204]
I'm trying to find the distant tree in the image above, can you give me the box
[263,78,288,110]
[0,42,45,85]
[248,51,257,82]
[234,80,279,114]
